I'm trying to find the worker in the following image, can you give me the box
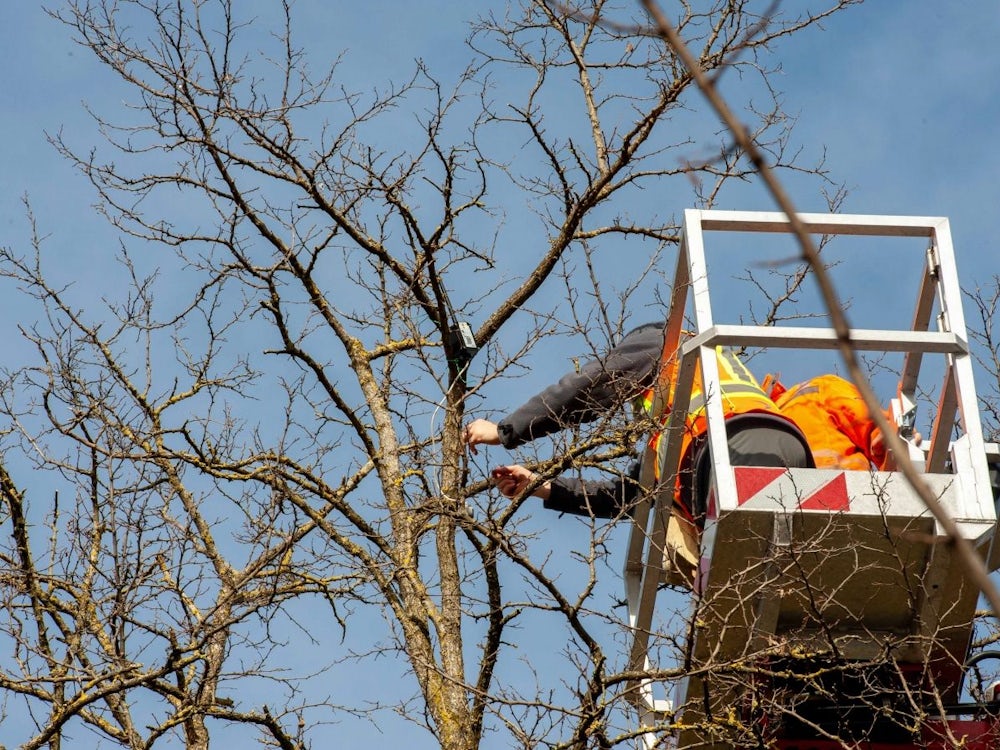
[464,322,814,580]
[765,374,891,471]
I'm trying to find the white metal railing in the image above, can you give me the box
[622,211,996,749]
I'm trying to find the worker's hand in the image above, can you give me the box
[491,464,550,500]
[873,429,923,471]
[463,419,500,454]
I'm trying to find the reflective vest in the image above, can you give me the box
[638,344,790,516]
[769,374,888,471]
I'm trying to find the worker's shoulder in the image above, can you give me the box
[621,321,665,339]
[810,373,859,393]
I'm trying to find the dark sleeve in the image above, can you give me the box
[497,322,664,449]
[542,461,641,519]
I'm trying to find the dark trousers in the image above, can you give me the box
[689,413,814,520]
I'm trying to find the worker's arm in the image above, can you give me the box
[495,322,663,449]
[491,462,639,519]
[822,380,890,468]
[544,473,636,518]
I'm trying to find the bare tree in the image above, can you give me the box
[968,278,1000,441]
[0,1,869,748]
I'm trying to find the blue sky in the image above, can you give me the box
[5,5,1000,277]
[2,2,1000,748]
[4,3,1000,352]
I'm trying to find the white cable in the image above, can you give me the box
[428,360,472,503]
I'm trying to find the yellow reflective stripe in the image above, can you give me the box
[649,430,664,480]
[645,346,773,482]
[782,383,820,401]
[687,383,770,414]
[641,347,758,418]
[717,346,756,385]
[634,388,656,417]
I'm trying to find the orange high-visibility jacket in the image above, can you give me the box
[770,374,888,471]
[639,343,793,516]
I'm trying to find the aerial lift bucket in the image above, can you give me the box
[622,211,999,749]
